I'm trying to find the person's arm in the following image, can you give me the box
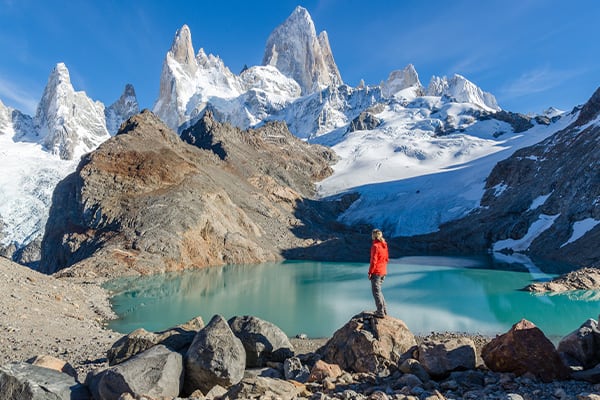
[368,244,375,278]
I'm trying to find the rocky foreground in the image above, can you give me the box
[2,257,600,399]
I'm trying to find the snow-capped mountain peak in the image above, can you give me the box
[153,25,244,132]
[34,62,110,160]
[262,6,343,95]
[382,64,424,99]
[426,74,500,112]
[105,83,139,135]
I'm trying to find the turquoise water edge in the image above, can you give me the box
[104,256,600,340]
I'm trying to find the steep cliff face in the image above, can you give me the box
[40,111,337,277]
[262,6,343,95]
[34,63,110,160]
[400,87,600,270]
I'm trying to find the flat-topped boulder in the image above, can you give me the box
[318,312,417,374]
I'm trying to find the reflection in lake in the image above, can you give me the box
[105,256,600,340]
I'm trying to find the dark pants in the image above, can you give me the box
[370,274,387,316]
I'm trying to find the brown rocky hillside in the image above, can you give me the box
[39,110,353,278]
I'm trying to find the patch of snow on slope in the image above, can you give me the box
[493,214,560,252]
[561,218,600,248]
[528,192,553,211]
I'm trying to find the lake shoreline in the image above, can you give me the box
[1,256,496,379]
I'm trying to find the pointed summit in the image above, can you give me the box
[262,6,342,94]
[34,63,109,160]
[426,74,500,111]
[105,83,139,134]
[382,64,424,99]
[154,25,242,132]
[169,24,196,66]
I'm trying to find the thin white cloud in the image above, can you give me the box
[0,77,38,114]
[501,67,586,99]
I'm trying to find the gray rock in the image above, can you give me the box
[558,318,600,369]
[572,363,600,383]
[0,362,90,400]
[347,111,381,133]
[88,344,182,400]
[108,316,204,365]
[184,314,246,395]
[399,358,430,383]
[396,373,423,388]
[221,376,303,400]
[228,315,294,367]
[417,337,477,378]
[283,356,310,382]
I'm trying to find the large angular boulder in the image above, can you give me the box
[108,316,204,365]
[417,337,477,378]
[481,319,570,382]
[184,314,246,395]
[228,315,294,367]
[0,362,89,400]
[87,344,183,400]
[557,318,600,369]
[318,312,417,373]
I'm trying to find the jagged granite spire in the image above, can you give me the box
[154,25,241,132]
[262,6,343,95]
[426,74,500,111]
[382,64,424,99]
[105,84,139,135]
[34,63,110,160]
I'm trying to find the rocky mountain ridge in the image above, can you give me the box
[39,110,340,277]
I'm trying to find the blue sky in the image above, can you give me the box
[1,0,599,116]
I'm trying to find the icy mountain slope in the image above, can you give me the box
[317,98,574,237]
[0,120,77,249]
[0,65,138,255]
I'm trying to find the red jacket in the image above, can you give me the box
[369,240,389,276]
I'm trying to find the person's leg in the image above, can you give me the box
[370,275,386,317]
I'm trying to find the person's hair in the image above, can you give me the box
[372,229,385,242]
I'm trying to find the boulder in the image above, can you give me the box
[26,355,77,379]
[88,344,183,400]
[481,319,570,382]
[228,315,294,367]
[0,362,89,400]
[572,363,600,383]
[399,358,430,383]
[107,328,158,366]
[184,314,246,395]
[221,377,303,400]
[283,356,310,382]
[319,312,417,374]
[417,337,477,378]
[308,359,343,382]
[108,316,204,365]
[557,318,600,369]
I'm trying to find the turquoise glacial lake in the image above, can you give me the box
[105,256,600,340]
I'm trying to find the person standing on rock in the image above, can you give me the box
[369,228,389,318]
